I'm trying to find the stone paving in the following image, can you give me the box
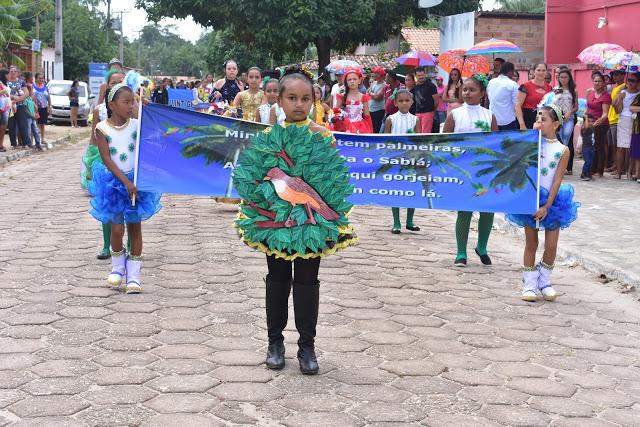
[0,139,640,426]
[547,159,640,287]
[1,124,89,166]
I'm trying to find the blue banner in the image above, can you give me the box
[138,104,539,214]
[167,88,195,110]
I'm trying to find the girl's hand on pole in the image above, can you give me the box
[533,206,548,221]
[126,181,138,200]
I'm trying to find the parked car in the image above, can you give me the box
[48,80,94,126]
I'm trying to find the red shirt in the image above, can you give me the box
[586,90,612,125]
[519,81,552,109]
[384,83,401,115]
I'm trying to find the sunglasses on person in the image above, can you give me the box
[628,78,638,83]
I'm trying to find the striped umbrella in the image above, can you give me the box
[465,38,522,56]
[395,51,437,67]
[438,49,490,77]
[602,51,640,73]
[577,43,626,65]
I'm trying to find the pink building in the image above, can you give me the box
[545,0,640,95]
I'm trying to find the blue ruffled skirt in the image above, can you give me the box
[88,162,161,224]
[505,184,580,231]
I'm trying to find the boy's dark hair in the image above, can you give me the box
[500,62,515,76]
[494,57,505,64]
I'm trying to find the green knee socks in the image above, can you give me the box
[476,212,494,256]
[406,208,416,228]
[101,223,111,253]
[392,208,417,229]
[102,223,131,253]
[392,208,401,230]
[455,211,494,258]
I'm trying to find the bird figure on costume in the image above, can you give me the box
[264,167,340,224]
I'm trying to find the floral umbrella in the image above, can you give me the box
[438,49,490,77]
[602,51,640,73]
[577,43,626,65]
[395,51,437,67]
[325,59,362,75]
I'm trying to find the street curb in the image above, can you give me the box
[0,130,90,166]
[494,215,639,288]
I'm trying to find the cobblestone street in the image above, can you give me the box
[1,139,639,426]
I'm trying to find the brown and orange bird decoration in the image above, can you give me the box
[264,167,340,225]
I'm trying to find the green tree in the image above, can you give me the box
[34,0,119,78]
[494,0,546,13]
[134,24,206,76]
[0,0,27,67]
[137,0,414,73]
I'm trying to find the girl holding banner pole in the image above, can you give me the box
[383,89,422,234]
[88,83,161,294]
[506,105,580,301]
[442,75,498,267]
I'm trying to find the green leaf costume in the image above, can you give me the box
[233,119,357,260]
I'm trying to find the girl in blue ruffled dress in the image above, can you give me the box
[506,105,580,302]
[89,83,161,294]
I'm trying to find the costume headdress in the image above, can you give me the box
[341,67,363,83]
[548,104,564,126]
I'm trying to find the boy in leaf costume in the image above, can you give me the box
[233,70,357,375]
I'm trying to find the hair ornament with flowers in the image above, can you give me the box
[471,73,489,89]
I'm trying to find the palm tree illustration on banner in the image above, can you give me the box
[467,137,538,193]
[371,133,474,209]
[162,121,265,197]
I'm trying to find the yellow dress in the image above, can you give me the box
[237,90,264,122]
[311,101,328,127]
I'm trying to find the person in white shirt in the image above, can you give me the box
[486,62,520,130]
[330,79,343,108]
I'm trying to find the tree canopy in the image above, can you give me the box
[494,0,546,13]
[1,0,28,67]
[137,0,480,73]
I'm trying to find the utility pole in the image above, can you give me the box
[54,0,63,79]
[119,11,124,64]
[134,30,143,70]
[106,0,111,44]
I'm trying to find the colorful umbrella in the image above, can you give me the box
[325,59,362,75]
[602,51,640,73]
[465,38,522,56]
[577,43,626,65]
[395,51,437,67]
[438,49,490,77]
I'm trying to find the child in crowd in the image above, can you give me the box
[311,84,330,127]
[506,105,580,301]
[89,83,161,293]
[580,115,595,181]
[233,67,264,122]
[383,89,421,234]
[442,75,498,266]
[233,68,357,375]
[333,67,373,134]
[258,78,283,125]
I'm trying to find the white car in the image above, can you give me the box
[48,80,95,126]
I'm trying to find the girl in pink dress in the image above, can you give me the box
[333,68,373,134]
